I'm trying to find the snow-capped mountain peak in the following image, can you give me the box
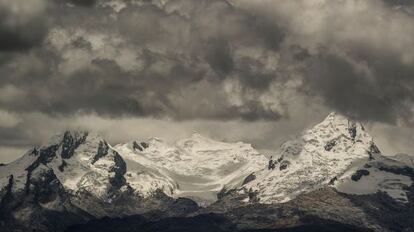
[301,112,379,158]
[114,133,267,204]
[241,112,381,204]
[2,115,413,232]
[1,115,414,232]
[0,130,128,208]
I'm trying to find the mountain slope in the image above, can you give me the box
[0,131,128,202]
[0,131,193,231]
[335,155,413,203]
[210,113,414,232]
[114,133,267,204]
[240,112,381,203]
[0,132,100,231]
[0,131,267,231]
[1,113,413,232]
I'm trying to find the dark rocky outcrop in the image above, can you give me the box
[109,151,127,188]
[378,165,414,177]
[133,141,143,151]
[328,176,337,185]
[132,141,150,152]
[0,166,92,232]
[368,143,381,160]
[351,170,370,181]
[140,142,149,149]
[279,160,290,171]
[348,121,357,140]
[91,141,109,164]
[61,132,88,159]
[324,140,337,151]
[58,160,68,172]
[242,173,256,186]
[0,175,14,215]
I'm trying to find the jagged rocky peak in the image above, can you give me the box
[301,112,380,157]
[44,130,88,147]
[45,131,128,199]
[310,112,362,137]
[241,112,382,204]
[273,112,380,166]
[0,131,89,195]
[34,130,120,167]
[0,130,128,204]
[132,141,149,152]
[60,131,89,159]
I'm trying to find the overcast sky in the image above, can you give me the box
[1,0,414,163]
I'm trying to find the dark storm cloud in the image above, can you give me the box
[0,0,288,121]
[0,0,49,52]
[2,0,414,163]
[383,0,414,7]
[204,38,234,77]
[68,0,96,7]
[1,0,414,125]
[304,50,414,123]
[239,0,414,124]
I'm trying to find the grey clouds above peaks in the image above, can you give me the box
[0,0,292,121]
[0,0,49,51]
[0,0,414,124]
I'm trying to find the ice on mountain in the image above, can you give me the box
[241,112,382,204]
[114,133,267,203]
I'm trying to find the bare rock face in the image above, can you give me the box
[207,183,414,232]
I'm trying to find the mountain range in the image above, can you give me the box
[0,113,413,232]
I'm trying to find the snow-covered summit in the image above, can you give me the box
[1,129,268,209]
[241,112,381,203]
[2,115,414,232]
[114,133,268,204]
[0,130,127,204]
[2,114,412,215]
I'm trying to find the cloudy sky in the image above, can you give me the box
[1,0,414,163]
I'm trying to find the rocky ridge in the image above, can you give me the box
[1,113,413,232]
